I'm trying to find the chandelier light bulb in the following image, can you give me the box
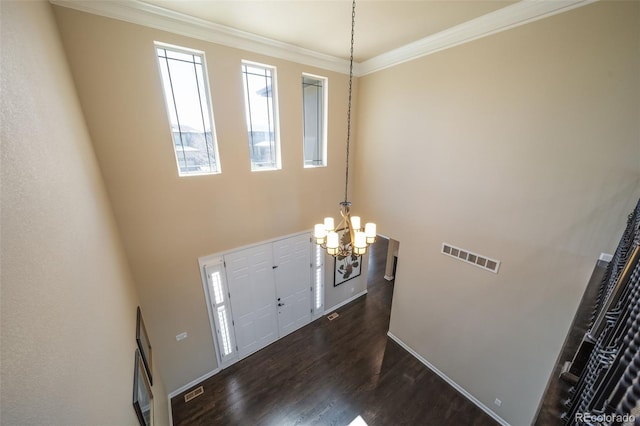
[326,231,340,255]
[354,231,367,255]
[324,217,335,231]
[351,216,361,231]
[365,223,377,244]
[314,224,327,244]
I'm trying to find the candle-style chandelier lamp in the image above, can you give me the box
[313,0,376,258]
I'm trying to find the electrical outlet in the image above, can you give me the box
[494,398,502,407]
[176,332,188,341]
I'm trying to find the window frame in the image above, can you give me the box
[154,42,221,177]
[302,73,328,168]
[312,243,325,319]
[241,60,282,172]
[203,259,237,367]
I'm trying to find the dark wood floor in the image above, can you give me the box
[171,237,499,426]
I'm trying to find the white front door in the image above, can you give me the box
[224,244,278,359]
[273,234,312,337]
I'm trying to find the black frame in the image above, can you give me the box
[136,307,153,385]
[334,229,362,286]
[133,349,153,426]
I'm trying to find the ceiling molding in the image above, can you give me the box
[50,0,596,77]
[49,0,352,75]
[359,0,597,75]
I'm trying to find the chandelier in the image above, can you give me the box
[313,0,376,257]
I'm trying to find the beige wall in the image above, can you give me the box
[52,6,360,392]
[354,1,639,424]
[0,1,167,425]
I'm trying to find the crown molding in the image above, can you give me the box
[50,0,596,77]
[359,0,597,75]
[49,0,353,75]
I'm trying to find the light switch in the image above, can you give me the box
[176,332,188,341]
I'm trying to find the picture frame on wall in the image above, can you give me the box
[136,306,153,385]
[133,349,154,426]
[334,228,362,286]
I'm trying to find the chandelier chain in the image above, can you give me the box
[313,0,376,258]
[344,0,356,203]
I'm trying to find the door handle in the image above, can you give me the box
[278,303,284,307]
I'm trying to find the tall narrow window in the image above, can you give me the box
[241,62,281,171]
[312,243,324,318]
[155,43,220,176]
[205,261,236,365]
[302,74,327,167]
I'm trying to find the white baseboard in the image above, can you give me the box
[383,274,394,281]
[168,368,221,399]
[386,332,510,426]
[324,289,368,314]
[168,397,173,426]
[599,252,613,262]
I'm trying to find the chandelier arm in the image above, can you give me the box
[344,0,356,204]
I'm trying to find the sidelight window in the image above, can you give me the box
[205,261,235,364]
[313,243,325,317]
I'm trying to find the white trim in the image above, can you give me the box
[198,230,310,267]
[599,253,613,262]
[168,368,221,399]
[383,275,394,281]
[50,0,596,77]
[324,289,367,314]
[359,0,597,75]
[168,396,173,426]
[49,0,351,75]
[387,332,510,426]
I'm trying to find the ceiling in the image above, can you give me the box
[141,0,518,62]
[51,0,594,74]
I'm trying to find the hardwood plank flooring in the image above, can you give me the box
[171,238,498,426]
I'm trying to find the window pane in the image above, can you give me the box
[217,306,233,356]
[209,271,224,305]
[242,63,280,171]
[314,244,324,311]
[156,45,220,176]
[302,75,327,167]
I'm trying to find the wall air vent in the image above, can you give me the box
[442,243,500,273]
[184,386,204,403]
